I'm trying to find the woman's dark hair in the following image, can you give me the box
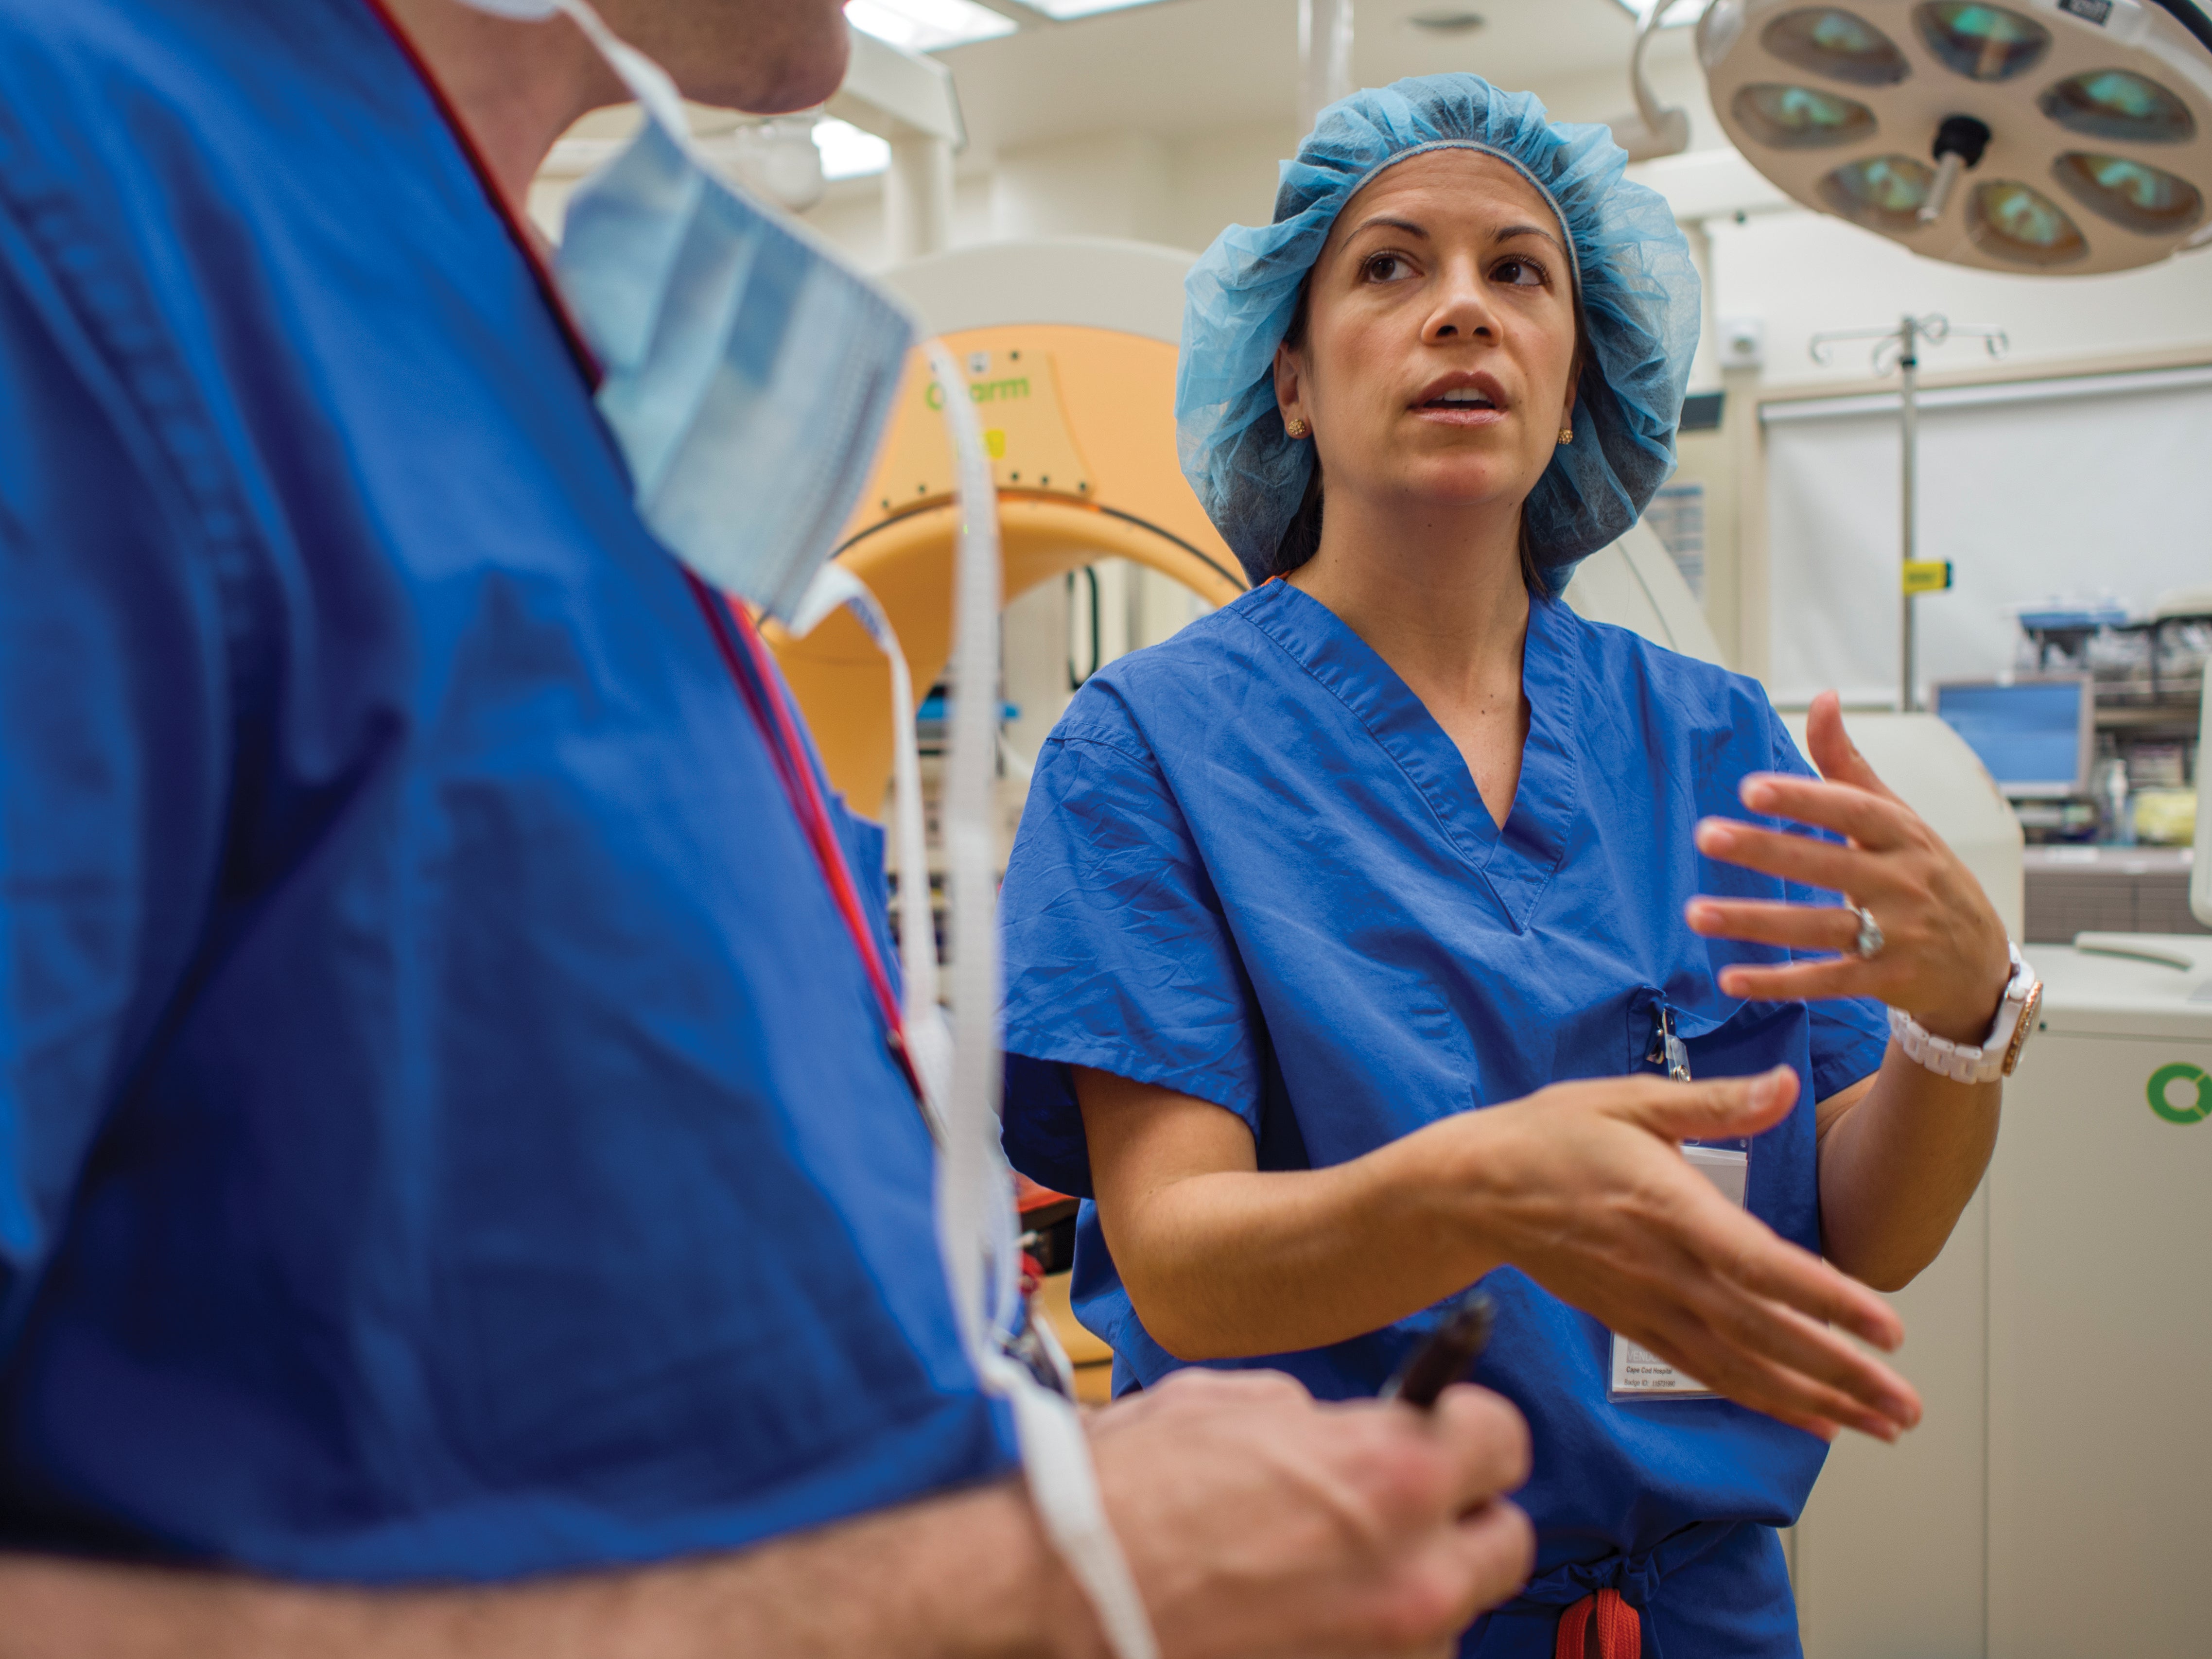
[1271,270,1589,595]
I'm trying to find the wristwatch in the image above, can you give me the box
[1888,943,2042,1084]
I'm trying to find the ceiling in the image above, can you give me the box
[926,0,1656,158]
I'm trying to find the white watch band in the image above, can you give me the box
[1888,943,2039,1084]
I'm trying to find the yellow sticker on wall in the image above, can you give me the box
[1902,559,1954,595]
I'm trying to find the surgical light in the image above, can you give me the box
[1764,7,1912,82]
[1732,82,1881,144]
[1914,2,2050,81]
[1967,175,2087,261]
[1822,152,1937,224]
[2052,151,2204,227]
[1692,0,2212,273]
[2040,67,2196,138]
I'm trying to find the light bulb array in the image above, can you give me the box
[1699,0,2212,273]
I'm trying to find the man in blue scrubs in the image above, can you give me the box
[0,0,1537,1652]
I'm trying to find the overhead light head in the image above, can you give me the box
[1699,0,2212,273]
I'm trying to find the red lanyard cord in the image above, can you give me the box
[681,571,910,1056]
[366,0,917,1096]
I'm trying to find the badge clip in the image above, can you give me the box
[1648,1005,1693,1083]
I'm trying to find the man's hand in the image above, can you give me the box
[0,1373,1531,1659]
[1088,1369,1533,1659]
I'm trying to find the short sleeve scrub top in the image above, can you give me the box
[0,0,1011,1579]
[999,579,1891,1657]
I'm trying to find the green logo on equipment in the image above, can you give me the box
[2146,1063,2212,1125]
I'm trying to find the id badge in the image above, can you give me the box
[1607,1141,1749,1399]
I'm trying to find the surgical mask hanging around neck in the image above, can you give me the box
[470,0,915,621]
[438,6,1162,1653]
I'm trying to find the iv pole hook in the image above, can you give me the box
[1806,315,2008,712]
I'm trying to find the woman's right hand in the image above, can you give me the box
[1078,1063,1918,1443]
[1449,1066,1919,1442]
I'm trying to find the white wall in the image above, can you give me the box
[991,130,1174,242]
[803,173,996,270]
[1528,31,1727,150]
[1766,373,2212,704]
[1711,211,2212,389]
[799,116,1295,263]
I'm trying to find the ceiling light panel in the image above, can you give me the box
[1611,0,1708,26]
[1023,0,1179,18]
[813,118,894,179]
[844,0,1015,53]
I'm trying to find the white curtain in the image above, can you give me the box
[1763,365,2212,708]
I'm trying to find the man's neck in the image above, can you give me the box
[379,0,626,221]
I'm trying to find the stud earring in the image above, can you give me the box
[1557,425,1575,445]
[1285,417,1309,439]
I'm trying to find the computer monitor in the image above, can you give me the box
[1932,677,2094,800]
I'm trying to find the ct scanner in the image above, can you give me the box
[765,238,1241,819]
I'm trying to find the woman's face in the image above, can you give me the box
[1274,150,1580,529]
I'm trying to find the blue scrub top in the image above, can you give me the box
[0,0,1013,1580]
[1000,579,1890,1657]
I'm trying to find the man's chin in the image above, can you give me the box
[627,1,852,115]
[723,39,849,113]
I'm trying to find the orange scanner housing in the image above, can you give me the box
[763,322,1248,815]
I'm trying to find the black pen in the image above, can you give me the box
[1380,1289,1496,1409]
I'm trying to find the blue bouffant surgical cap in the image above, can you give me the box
[1176,74,1700,592]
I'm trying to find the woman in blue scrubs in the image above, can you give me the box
[1000,77,2036,1658]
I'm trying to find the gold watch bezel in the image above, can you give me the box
[1999,980,2042,1077]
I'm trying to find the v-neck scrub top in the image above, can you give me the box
[1000,580,1891,1657]
[0,0,1011,1580]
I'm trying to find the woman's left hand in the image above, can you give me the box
[1685,691,2012,1048]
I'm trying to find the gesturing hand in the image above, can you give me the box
[1685,691,2011,1046]
[1089,1368,1534,1659]
[1469,1065,1921,1443]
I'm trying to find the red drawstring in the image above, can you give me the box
[1555,1589,1640,1659]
